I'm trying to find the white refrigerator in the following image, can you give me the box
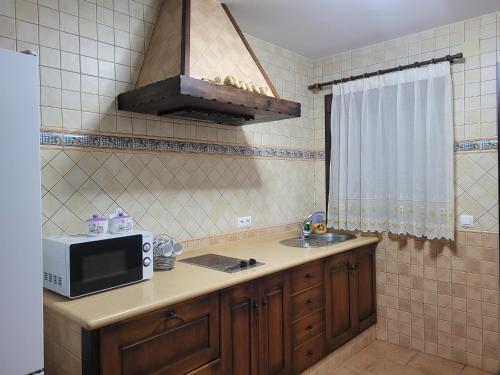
[0,48,44,374]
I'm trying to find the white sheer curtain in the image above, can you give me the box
[327,62,454,240]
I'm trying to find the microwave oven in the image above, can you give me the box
[42,231,153,298]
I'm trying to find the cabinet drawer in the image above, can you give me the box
[292,333,325,374]
[291,309,324,346]
[186,359,221,375]
[100,293,220,375]
[291,284,324,321]
[290,260,324,294]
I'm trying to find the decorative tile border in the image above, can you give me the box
[454,138,498,152]
[40,131,325,160]
[40,132,498,157]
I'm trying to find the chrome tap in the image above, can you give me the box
[301,211,325,239]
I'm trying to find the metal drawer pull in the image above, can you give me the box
[305,324,313,331]
[305,299,313,305]
[306,350,313,356]
[305,273,313,279]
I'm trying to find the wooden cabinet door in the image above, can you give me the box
[325,251,357,351]
[257,273,291,375]
[354,244,377,332]
[221,283,258,375]
[100,293,220,375]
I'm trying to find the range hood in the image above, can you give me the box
[117,0,301,125]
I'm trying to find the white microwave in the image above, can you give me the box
[43,231,153,298]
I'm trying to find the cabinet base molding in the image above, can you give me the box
[302,325,376,374]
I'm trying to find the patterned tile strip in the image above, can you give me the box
[454,139,498,152]
[40,132,498,158]
[40,131,325,160]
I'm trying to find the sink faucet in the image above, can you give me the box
[301,211,325,239]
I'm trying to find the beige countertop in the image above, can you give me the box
[43,231,378,330]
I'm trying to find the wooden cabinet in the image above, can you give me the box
[220,283,257,375]
[324,251,357,350]
[100,293,220,375]
[221,272,290,375]
[83,243,376,375]
[257,273,290,375]
[289,260,325,374]
[325,244,376,352]
[355,245,377,331]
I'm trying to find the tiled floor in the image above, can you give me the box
[332,341,496,375]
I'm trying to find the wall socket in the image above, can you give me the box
[459,214,474,227]
[237,216,252,228]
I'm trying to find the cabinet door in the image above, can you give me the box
[257,273,291,375]
[221,283,258,375]
[325,251,357,351]
[100,293,220,375]
[354,244,377,331]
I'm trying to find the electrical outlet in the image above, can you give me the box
[459,214,473,227]
[237,216,252,228]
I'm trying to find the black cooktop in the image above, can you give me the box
[179,253,264,273]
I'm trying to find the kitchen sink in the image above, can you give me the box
[309,233,354,242]
[279,232,355,248]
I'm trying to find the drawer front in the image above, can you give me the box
[291,284,324,321]
[291,309,324,346]
[100,293,220,375]
[292,334,325,374]
[290,260,324,294]
[185,359,221,375]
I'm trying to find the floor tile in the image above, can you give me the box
[330,366,361,375]
[367,360,427,375]
[460,366,497,375]
[318,340,496,375]
[408,352,465,375]
[345,340,419,373]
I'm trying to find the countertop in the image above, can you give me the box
[43,231,378,330]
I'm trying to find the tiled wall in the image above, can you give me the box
[2,1,499,370]
[311,12,499,373]
[312,12,499,232]
[40,148,317,239]
[375,231,499,372]
[0,0,323,239]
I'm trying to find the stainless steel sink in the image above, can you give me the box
[309,233,355,243]
[279,232,355,248]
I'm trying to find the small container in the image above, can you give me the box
[108,208,133,233]
[84,214,108,236]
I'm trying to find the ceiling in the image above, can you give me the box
[223,0,500,59]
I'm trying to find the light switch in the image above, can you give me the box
[459,214,473,227]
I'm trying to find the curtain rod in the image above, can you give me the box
[308,52,464,91]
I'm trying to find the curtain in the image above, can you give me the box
[328,62,454,240]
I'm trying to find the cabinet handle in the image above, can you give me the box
[305,299,313,305]
[306,351,313,357]
[252,300,259,309]
[164,309,176,319]
[261,297,267,306]
[305,324,313,331]
[350,264,358,271]
[154,309,184,333]
[305,273,313,279]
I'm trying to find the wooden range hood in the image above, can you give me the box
[118,0,301,125]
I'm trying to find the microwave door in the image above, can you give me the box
[69,235,143,298]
